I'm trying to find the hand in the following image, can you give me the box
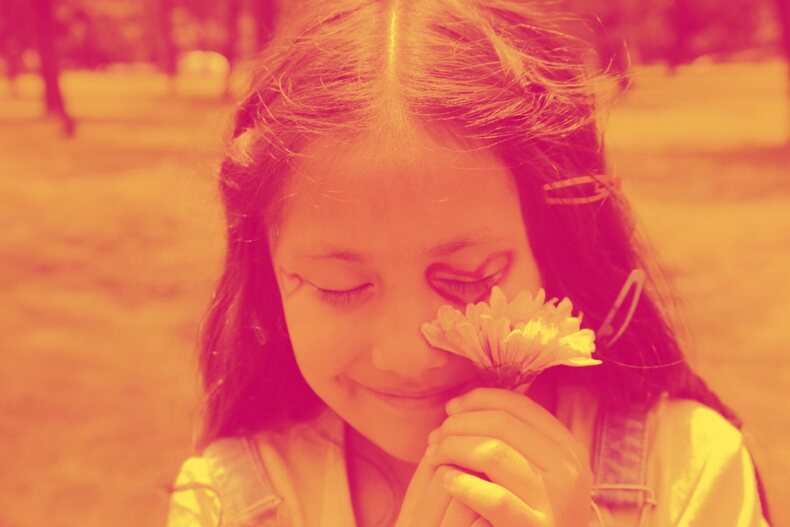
[395,443,491,527]
[424,387,593,526]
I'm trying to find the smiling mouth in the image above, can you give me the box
[355,379,477,407]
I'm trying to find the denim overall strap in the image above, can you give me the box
[590,399,657,527]
[203,435,282,527]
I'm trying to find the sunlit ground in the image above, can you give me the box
[0,60,788,527]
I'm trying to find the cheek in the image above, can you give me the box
[281,300,363,382]
[508,248,543,292]
[474,244,541,300]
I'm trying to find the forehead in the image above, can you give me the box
[272,130,524,258]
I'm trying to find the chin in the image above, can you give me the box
[331,382,447,462]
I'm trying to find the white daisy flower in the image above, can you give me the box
[420,286,601,390]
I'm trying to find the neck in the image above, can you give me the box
[342,378,558,524]
[344,424,416,493]
[344,425,415,527]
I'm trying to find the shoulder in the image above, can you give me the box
[649,396,744,466]
[165,436,284,527]
[166,455,221,527]
[647,396,769,526]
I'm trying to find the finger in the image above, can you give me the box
[427,435,548,509]
[442,468,544,526]
[398,447,436,519]
[439,497,480,527]
[412,464,456,524]
[448,387,586,459]
[448,387,570,444]
[435,409,566,472]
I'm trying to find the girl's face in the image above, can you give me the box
[268,130,543,462]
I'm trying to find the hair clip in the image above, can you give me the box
[597,268,646,349]
[542,174,621,205]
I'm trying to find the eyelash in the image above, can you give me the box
[316,284,371,306]
[316,275,500,306]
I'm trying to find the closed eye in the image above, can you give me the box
[316,274,501,307]
[434,275,499,295]
[315,283,372,306]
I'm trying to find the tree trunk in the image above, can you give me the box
[33,0,74,136]
[0,0,22,95]
[776,0,790,59]
[158,0,177,93]
[251,0,279,51]
[774,0,790,145]
[666,0,694,74]
[225,0,242,66]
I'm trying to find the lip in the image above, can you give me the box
[357,379,478,409]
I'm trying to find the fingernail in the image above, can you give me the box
[446,398,461,414]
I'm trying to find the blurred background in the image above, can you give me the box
[0,0,788,526]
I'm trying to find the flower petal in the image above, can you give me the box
[455,322,493,367]
[504,287,543,322]
[437,305,465,332]
[488,286,508,318]
[558,329,596,354]
[420,322,457,353]
[420,286,601,387]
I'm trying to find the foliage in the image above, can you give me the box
[1,0,783,74]
[564,0,779,64]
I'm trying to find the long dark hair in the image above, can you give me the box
[193,0,770,521]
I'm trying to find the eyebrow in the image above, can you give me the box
[299,234,506,262]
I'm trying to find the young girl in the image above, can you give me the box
[166,0,772,525]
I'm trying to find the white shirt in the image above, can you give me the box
[166,386,770,526]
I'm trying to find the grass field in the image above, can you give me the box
[0,61,788,527]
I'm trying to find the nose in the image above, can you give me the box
[370,340,449,378]
[369,293,449,378]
